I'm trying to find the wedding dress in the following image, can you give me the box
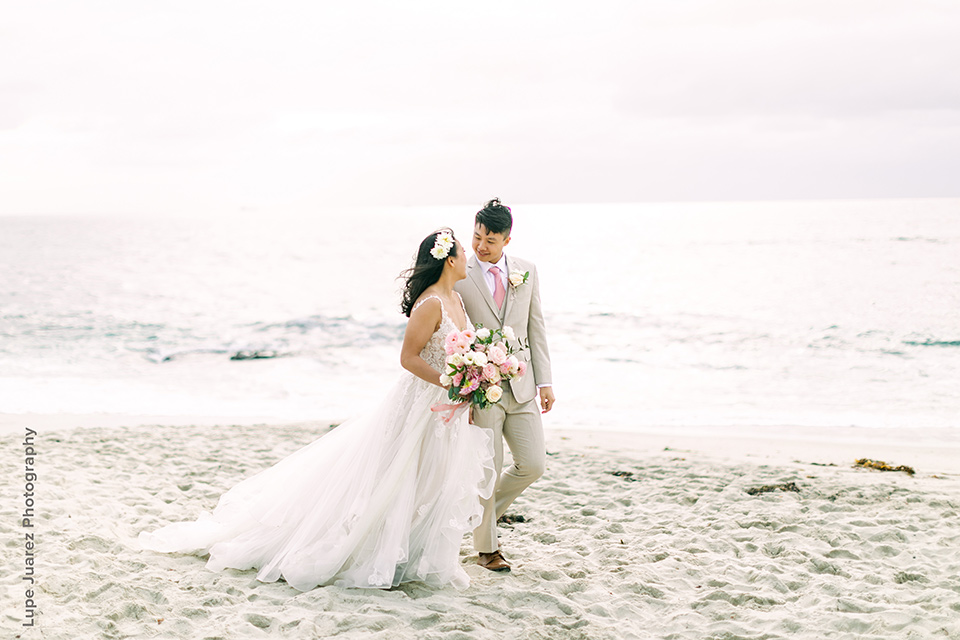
[138,294,496,591]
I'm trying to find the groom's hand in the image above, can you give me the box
[538,387,555,413]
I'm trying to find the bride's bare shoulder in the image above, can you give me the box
[411,292,442,313]
[408,293,443,333]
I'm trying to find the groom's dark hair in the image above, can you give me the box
[476,198,512,237]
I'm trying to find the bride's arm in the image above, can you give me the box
[400,298,446,387]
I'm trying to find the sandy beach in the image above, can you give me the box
[3,418,960,639]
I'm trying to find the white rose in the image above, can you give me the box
[485,385,503,403]
[502,326,516,341]
[476,327,491,340]
[447,353,464,367]
[509,271,525,287]
[473,351,488,366]
[506,355,519,372]
[439,374,452,386]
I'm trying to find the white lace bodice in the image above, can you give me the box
[413,293,471,371]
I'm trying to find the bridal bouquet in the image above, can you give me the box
[434,326,526,419]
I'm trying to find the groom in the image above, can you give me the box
[455,198,555,572]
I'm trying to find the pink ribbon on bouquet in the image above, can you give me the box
[431,401,470,425]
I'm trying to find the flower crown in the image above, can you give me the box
[430,230,455,260]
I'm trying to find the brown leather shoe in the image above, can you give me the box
[478,550,511,572]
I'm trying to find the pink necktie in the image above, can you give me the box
[489,265,505,309]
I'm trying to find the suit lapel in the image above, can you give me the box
[499,255,511,322]
[467,256,502,321]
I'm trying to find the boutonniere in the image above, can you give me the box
[508,270,529,289]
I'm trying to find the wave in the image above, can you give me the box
[128,315,407,364]
[902,339,960,348]
[893,236,945,244]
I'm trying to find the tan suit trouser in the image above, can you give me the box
[471,385,546,553]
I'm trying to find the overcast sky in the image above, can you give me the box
[2,0,959,215]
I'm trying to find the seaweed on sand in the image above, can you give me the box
[745,482,801,496]
[854,458,915,476]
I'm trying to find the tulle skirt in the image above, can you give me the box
[138,373,496,591]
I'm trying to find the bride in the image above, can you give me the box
[138,229,496,591]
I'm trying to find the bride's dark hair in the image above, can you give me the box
[400,229,460,317]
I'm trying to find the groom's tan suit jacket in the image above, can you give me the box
[455,255,552,405]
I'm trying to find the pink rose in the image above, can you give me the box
[482,363,500,382]
[487,345,507,365]
[499,362,512,375]
[517,361,527,377]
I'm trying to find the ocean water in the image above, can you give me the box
[2,199,958,431]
